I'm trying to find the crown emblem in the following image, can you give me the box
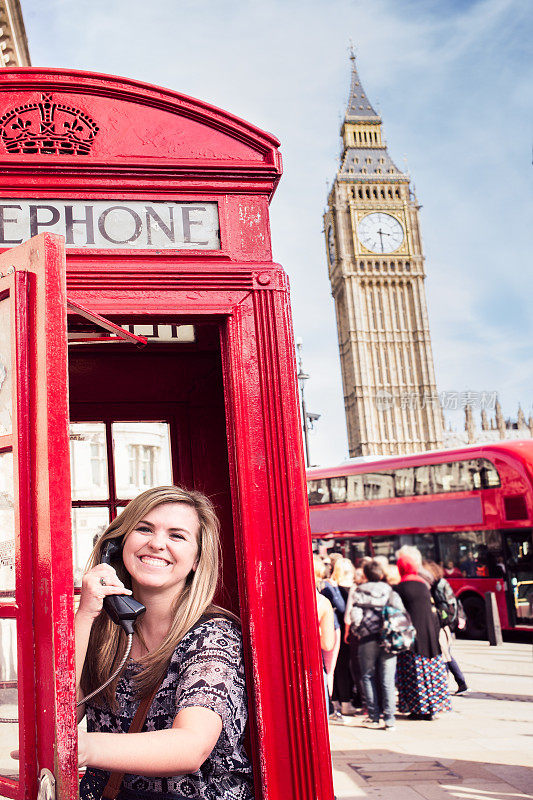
[0,93,99,155]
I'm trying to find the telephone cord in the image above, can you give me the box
[0,634,133,723]
[76,633,133,707]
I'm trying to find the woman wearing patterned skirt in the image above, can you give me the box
[395,550,452,720]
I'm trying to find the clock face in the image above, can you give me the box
[327,225,336,264]
[357,213,404,254]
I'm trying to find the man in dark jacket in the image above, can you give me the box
[345,559,405,729]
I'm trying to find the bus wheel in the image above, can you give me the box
[461,594,487,640]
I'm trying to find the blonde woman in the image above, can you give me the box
[76,486,253,800]
[323,558,357,716]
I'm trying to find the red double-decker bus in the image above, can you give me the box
[307,441,533,638]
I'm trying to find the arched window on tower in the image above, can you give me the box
[358,188,363,199]
[366,188,371,199]
[393,286,401,330]
[373,188,378,198]
[377,290,385,329]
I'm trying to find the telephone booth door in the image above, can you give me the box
[0,235,77,800]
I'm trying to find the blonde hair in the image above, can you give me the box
[332,557,355,587]
[384,564,401,585]
[81,486,223,705]
[313,555,326,587]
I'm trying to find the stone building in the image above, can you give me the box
[443,402,533,447]
[324,53,443,457]
[0,0,30,68]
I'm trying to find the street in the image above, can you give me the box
[329,639,532,799]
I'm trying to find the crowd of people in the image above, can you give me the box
[315,546,468,731]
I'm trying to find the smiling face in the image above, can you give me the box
[122,502,200,599]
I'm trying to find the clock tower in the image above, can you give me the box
[325,53,443,456]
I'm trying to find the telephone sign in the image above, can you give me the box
[0,200,220,249]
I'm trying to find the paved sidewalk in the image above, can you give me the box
[329,639,533,799]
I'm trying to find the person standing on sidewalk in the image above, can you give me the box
[345,558,405,730]
[395,552,452,720]
[424,560,469,694]
[320,560,347,721]
[329,558,358,717]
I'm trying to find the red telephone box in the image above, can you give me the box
[0,70,333,800]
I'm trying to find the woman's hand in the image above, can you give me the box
[77,564,132,622]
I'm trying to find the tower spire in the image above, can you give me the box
[345,51,380,122]
[340,50,402,177]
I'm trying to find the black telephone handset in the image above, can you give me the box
[101,539,146,635]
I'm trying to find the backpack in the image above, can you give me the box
[431,578,459,630]
[379,601,416,654]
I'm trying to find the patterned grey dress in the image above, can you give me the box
[79,617,254,800]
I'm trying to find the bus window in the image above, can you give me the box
[439,530,504,578]
[308,479,330,505]
[433,462,461,492]
[370,536,397,560]
[394,468,415,496]
[504,530,533,623]
[414,465,434,495]
[363,473,394,500]
[477,459,500,488]
[346,538,370,564]
[399,533,437,562]
[456,462,477,491]
[330,477,347,503]
[347,474,364,501]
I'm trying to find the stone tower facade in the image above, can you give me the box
[324,54,443,456]
[0,0,31,67]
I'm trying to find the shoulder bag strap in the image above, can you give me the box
[101,684,160,800]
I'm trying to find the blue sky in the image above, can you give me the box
[22,0,533,465]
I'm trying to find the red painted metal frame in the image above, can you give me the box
[0,269,37,800]
[66,300,148,346]
[0,237,77,800]
[0,70,333,800]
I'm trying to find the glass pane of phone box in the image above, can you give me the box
[112,422,172,500]
[72,507,110,592]
[69,423,109,501]
[0,452,15,603]
[0,618,18,780]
